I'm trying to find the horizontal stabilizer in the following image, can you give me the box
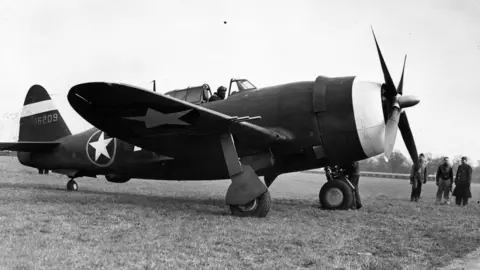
[0,141,60,152]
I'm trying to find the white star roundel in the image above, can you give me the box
[86,130,117,167]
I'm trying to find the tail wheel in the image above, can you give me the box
[319,179,354,210]
[66,180,78,191]
[230,191,271,218]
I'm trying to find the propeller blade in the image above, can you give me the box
[397,55,407,95]
[384,107,401,159]
[398,112,418,164]
[371,27,397,97]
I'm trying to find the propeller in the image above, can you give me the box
[371,28,420,164]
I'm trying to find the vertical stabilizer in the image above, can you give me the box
[19,85,71,142]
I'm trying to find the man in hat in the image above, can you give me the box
[410,153,428,202]
[209,86,227,102]
[435,157,454,204]
[453,156,472,206]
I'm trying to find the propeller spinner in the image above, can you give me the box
[371,28,420,164]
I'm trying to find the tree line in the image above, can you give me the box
[358,151,480,183]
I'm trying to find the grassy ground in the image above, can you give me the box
[0,156,479,270]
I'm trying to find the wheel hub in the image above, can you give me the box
[325,187,344,207]
[238,199,258,212]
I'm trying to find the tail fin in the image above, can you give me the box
[19,85,71,142]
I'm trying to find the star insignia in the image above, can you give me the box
[124,108,192,128]
[89,132,113,161]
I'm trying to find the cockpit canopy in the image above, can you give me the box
[163,78,257,104]
[164,84,212,105]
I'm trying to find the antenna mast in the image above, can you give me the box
[152,80,156,92]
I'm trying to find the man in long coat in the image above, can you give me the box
[453,156,472,206]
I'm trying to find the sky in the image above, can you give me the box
[0,0,479,162]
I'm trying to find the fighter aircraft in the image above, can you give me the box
[0,30,420,217]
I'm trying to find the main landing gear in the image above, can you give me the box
[319,166,355,210]
[220,133,271,218]
[66,178,78,191]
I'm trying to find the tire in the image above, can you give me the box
[67,180,78,191]
[230,191,272,218]
[319,179,354,210]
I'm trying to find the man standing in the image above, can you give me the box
[410,153,428,202]
[436,157,454,204]
[453,156,472,206]
[345,161,362,209]
[350,161,362,209]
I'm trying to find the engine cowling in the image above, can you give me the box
[105,174,131,183]
[313,76,385,165]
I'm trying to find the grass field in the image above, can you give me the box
[0,156,479,270]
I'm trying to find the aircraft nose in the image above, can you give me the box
[351,79,385,158]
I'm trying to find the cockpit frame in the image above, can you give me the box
[227,78,257,97]
[163,78,257,104]
[164,84,212,105]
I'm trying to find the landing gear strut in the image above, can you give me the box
[220,133,270,218]
[66,179,78,191]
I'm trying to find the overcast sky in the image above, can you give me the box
[1,0,479,162]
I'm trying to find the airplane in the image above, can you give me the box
[0,29,420,218]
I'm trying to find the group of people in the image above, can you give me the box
[326,154,473,210]
[410,154,473,206]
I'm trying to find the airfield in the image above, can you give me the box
[0,156,479,269]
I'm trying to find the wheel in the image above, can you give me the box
[66,179,78,191]
[319,179,354,210]
[229,191,272,218]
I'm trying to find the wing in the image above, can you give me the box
[67,82,288,158]
[0,141,60,152]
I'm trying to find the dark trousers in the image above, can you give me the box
[455,196,469,206]
[455,185,470,206]
[350,175,362,207]
[411,180,423,201]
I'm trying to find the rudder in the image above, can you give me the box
[19,85,71,142]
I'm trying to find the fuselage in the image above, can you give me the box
[20,76,386,181]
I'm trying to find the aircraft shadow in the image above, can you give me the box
[0,182,230,216]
